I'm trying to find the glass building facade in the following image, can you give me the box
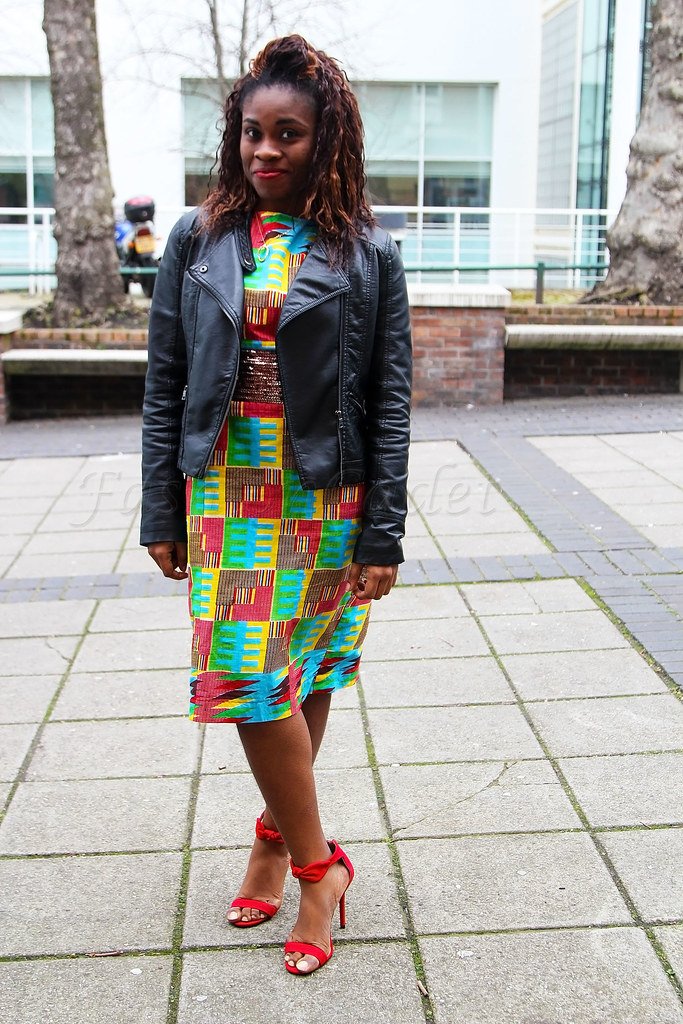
[575,0,615,211]
[181,79,495,213]
[0,78,55,214]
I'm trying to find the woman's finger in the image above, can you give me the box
[148,542,189,580]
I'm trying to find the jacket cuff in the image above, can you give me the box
[352,526,404,566]
[139,482,187,547]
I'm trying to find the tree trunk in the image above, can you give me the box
[586,0,683,304]
[43,0,128,325]
[206,0,231,102]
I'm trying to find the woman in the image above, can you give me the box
[140,34,412,976]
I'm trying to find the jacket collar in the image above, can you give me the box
[189,215,350,327]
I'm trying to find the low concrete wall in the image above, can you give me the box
[4,300,683,420]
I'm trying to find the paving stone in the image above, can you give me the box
[363,617,488,661]
[26,717,201,780]
[0,674,61,723]
[400,536,442,560]
[559,753,683,827]
[0,634,78,675]
[54,668,195,719]
[39,509,135,532]
[381,760,581,837]
[0,598,95,638]
[369,583,469,621]
[480,609,629,655]
[22,529,128,555]
[501,648,667,700]
[0,495,54,516]
[600,829,683,921]
[643,525,683,547]
[419,929,683,1024]
[89,595,188,632]
[177,943,424,1023]
[360,656,512,707]
[6,551,120,578]
[116,547,161,574]
[183,841,402,948]
[0,956,173,1024]
[192,767,383,848]
[397,833,629,933]
[442,533,549,557]
[463,579,596,616]
[422,508,531,536]
[654,925,683,986]
[72,628,190,673]
[367,706,543,764]
[201,709,369,774]
[0,852,182,955]
[0,722,38,781]
[0,514,42,536]
[0,776,191,853]
[526,694,683,757]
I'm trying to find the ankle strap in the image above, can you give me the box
[290,841,344,883]
[255,815,285,844]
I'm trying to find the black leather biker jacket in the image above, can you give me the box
[140,209,413,566]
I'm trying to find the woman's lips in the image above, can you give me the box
[254,169,286,179]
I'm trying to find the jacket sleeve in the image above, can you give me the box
[139,214,194,546]
[353,234,413,566]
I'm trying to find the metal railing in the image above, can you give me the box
[0,262,609,305]
[0,203,615,294]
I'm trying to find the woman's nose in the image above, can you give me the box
[255,136,282,160]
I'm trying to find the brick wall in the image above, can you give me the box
[3,304,683,420]
[505,349,680,399]
[410,306,504,405]
[0,328,147,421]
[504,305,683,399]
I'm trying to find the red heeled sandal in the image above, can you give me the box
[284,840,354,975]
[227,814,286,928]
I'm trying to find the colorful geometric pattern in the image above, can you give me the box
[186,211,370,724]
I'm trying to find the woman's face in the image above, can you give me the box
[240,84,317,216]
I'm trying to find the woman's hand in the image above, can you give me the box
[147,541,189,580]
[345,561,398,602]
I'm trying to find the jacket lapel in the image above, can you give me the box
[188,231,245,327]
[188,224,350,331]
[279,240,350,331]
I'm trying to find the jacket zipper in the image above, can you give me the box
[336,294,347,485]
[187,268,242,477]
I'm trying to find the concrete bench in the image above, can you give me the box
[0,311,24,334]
[1,348,148,376]
[505,324,683,350]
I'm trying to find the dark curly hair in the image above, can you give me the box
[200,34,374,259]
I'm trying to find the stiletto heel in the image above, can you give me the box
[284,840,354,975]
[227,814,286,928]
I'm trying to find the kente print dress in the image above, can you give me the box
[185,211,371,724]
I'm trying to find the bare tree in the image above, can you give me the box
[43,0,128,325]
[587,0,683,304]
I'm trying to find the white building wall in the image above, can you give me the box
[2,0,541,234]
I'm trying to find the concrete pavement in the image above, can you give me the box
[1,396,683,1023]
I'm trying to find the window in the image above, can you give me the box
[182,79,226,206]
[0,78,55,212]
[575,0,615,210]
[537,1,580,209]
[355,82,494,209]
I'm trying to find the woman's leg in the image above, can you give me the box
[228,690,334,924]
[237,708,351,971]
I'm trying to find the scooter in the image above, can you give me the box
[115,195,159,298]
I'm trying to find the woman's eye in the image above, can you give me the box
[244,127,259,139]
[281,130,298,140]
